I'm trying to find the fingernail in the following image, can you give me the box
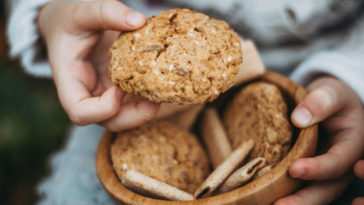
[293,107,312,126]
[126,11,145,27]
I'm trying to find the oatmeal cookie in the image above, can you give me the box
[111,120,210,193]
[109,9,242,104]
[223,82,292,165]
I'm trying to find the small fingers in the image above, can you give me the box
[101,100,160,132]
[352,197,364,205]
[274,174,352,205]
[63,86,123,125]
[289,155,344,180]
[72,0,146,32]
[290,131,359,180]
[292,85,343,128]
[354,160,364,180]
[291,78,358,128]
[55,63,123,125]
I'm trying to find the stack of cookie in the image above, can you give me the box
[107,8,293,201]
[108,81,292,201]
[196,82,292,197]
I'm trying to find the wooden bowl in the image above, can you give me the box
[96,71,318,205]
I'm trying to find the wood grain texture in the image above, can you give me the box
[96,71,318,205]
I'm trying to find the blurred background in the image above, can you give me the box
[0,1,362,205]
[0,2,70,205]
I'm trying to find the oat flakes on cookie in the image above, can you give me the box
[111,120,210,193]
[223,82,292,165]
[109,9,243,104]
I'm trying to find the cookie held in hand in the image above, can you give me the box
[109,9,242,104]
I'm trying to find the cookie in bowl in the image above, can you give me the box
[110,120,210,196]
[223,82,293,165]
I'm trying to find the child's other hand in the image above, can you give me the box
[353,160,364,205]
[38,0,159,131]
[275,76,364,205]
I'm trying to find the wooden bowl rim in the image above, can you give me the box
[96,71,318,205]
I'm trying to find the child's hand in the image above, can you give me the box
[38,0,159,131]
[275,76,364,205]
[353,160,364,205]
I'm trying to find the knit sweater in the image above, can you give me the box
[6,0,364,204]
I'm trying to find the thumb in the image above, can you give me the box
[291,78,350,128]
[72,0,146,31]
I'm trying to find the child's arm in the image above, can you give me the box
[7,0,53,77]
[275,76,364,205]
[35,0,159,131]
[275,15,364,205]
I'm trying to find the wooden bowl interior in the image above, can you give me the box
[96,71,318,205]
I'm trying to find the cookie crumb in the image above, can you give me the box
[226,56,232,63]
[122,163,128,170]
[169,64,174,71]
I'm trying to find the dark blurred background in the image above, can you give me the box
[0,2,70,205]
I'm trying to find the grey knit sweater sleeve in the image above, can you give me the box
[6,0,53,77]
[290,15,364,103]
[168,0,364,45]
[168,0,364,102]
